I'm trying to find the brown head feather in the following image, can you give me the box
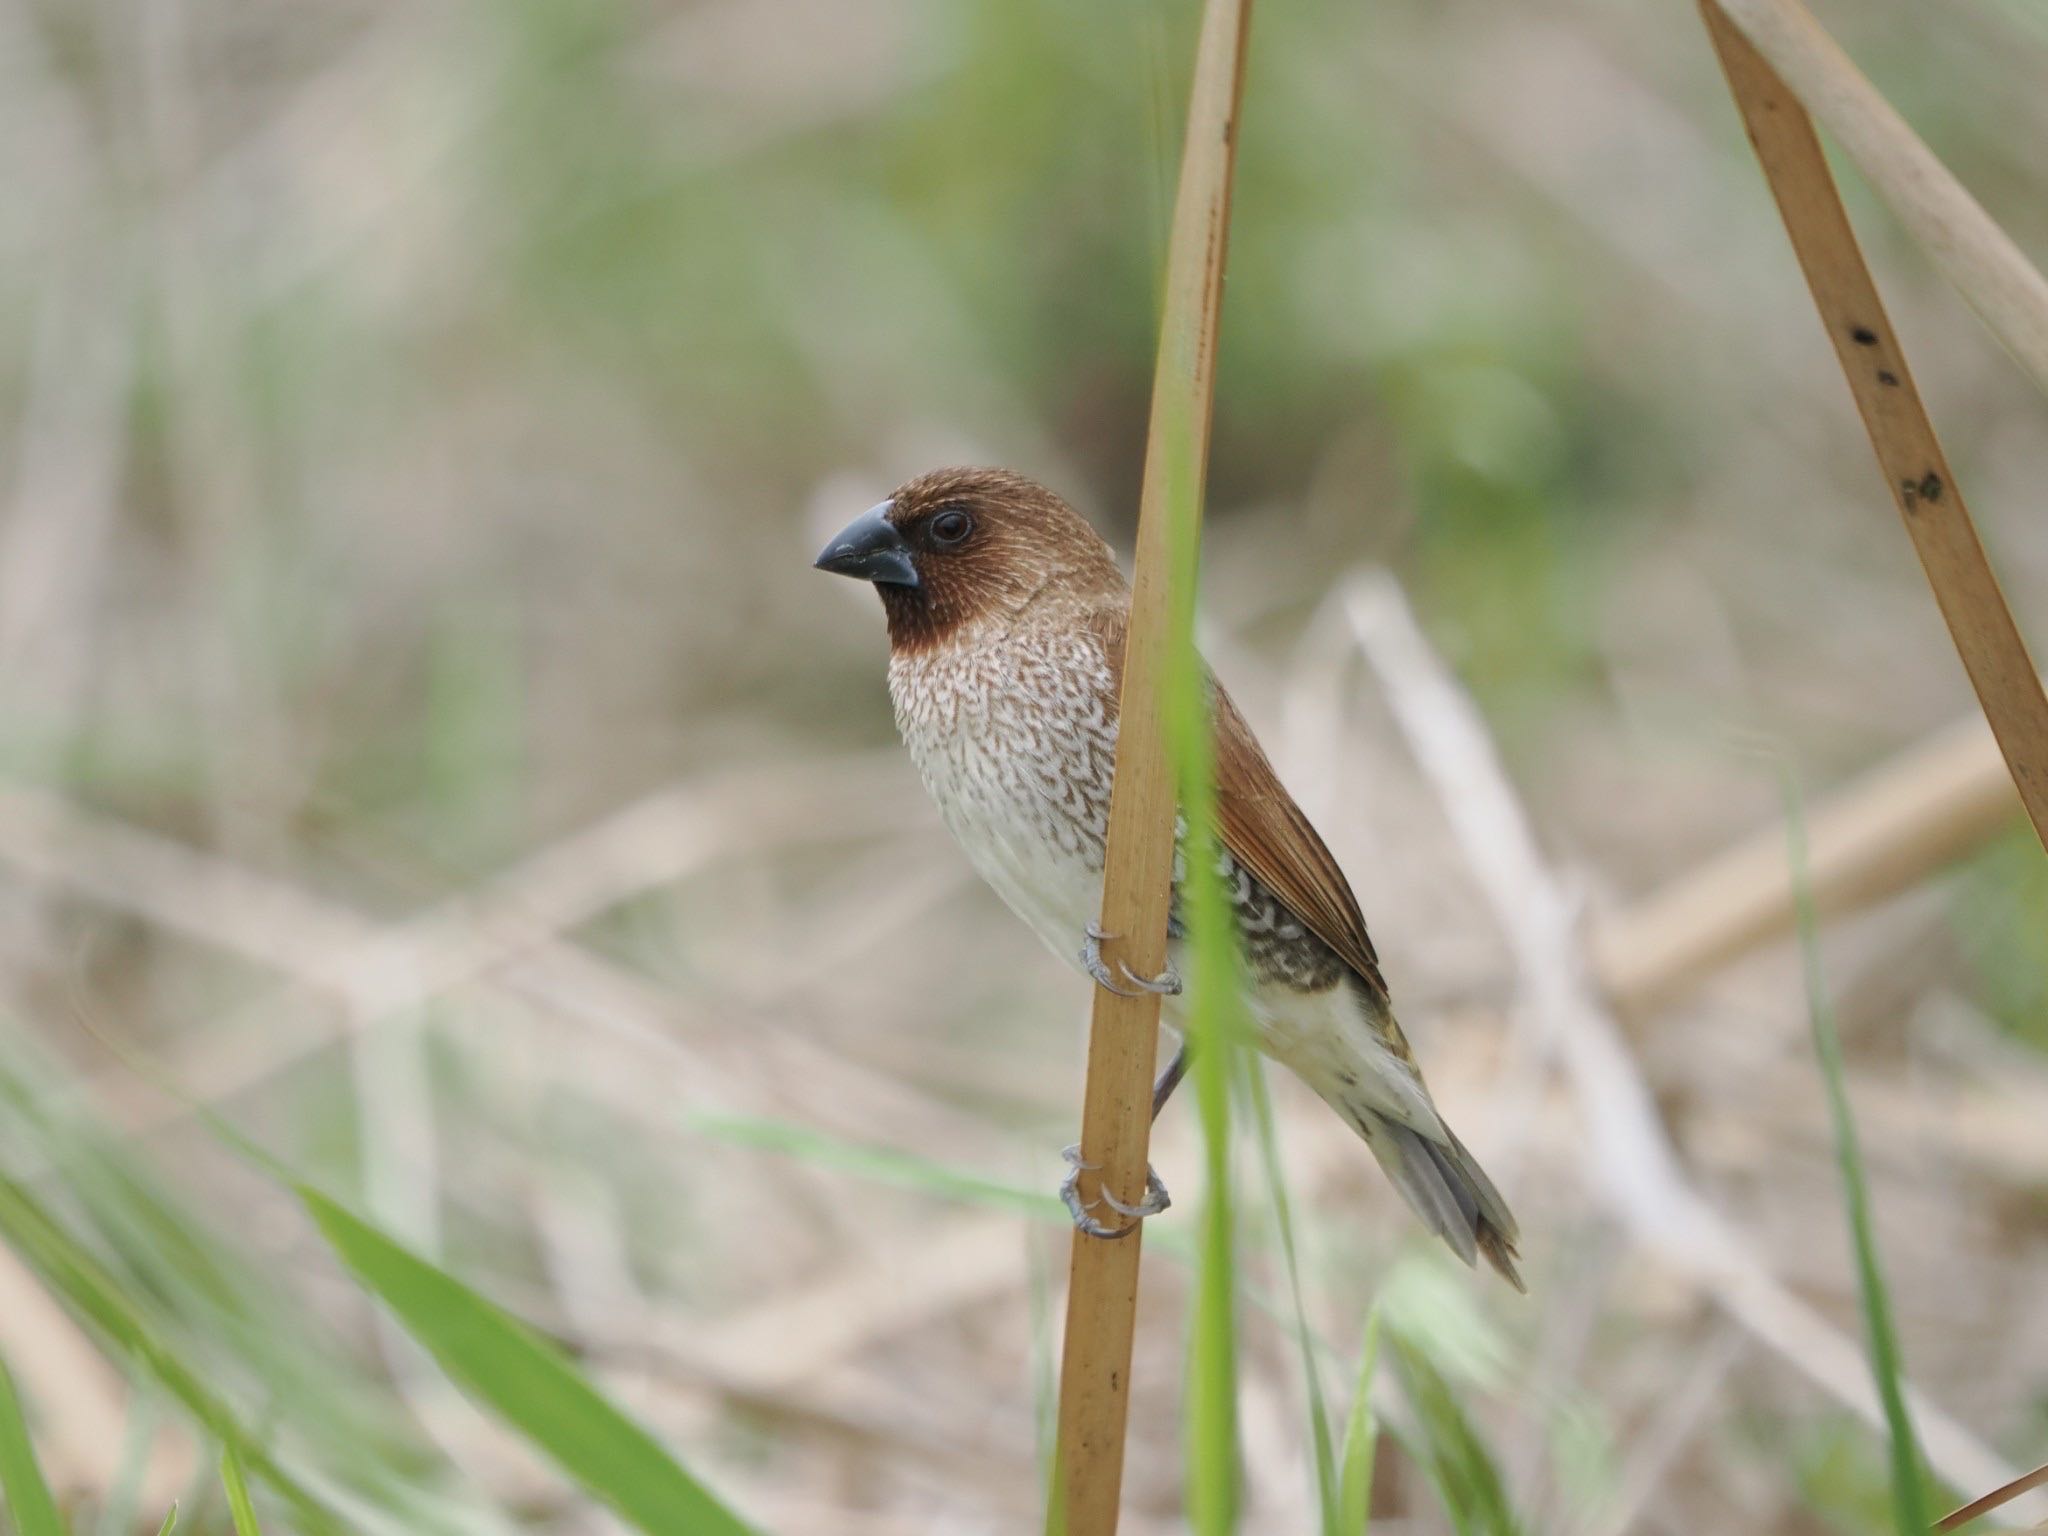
[876,468,1125,653]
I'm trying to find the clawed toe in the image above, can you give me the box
[1058,1145,1171,1238]
[1079,922,1139,996]
[1117,960,1181,996]
[1098,1165,1171,1219]
[1080,921,1180,998]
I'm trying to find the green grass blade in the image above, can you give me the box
[220,1446,261,1535]
[687,1110,1240,1272]
[300,1187,758,1536]
[1782,773,1932,1536]
[1164,403,1245,1535]
[1337,1312,1382,1534]
[685,1112,1060,1220]
[1245,1061,1338,1532]
[1387,1329,1521,1536]
[0,1031,493,1536]
[0,1355,67,1536]
[1181,990,1238,1536]
[1179,872,1241,1536]
[1029,1234,1062,1534]
[152,1506,177,1536]
[1043,1444,1068,1536]
[0,1174,338,1534]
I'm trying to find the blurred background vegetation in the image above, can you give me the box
[0,0,2044,1530]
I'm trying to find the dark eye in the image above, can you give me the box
[929,508,973,547]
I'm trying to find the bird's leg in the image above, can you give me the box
[1079,920,1183,997]
[1060,1145,1171,1237]
[1058,1031,1184,1234]
[1151,1035,1189,1121]
[1061,939,1186,1237]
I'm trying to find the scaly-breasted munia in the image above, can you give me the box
[816,467,1521,1287]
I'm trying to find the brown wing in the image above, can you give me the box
[1087,607,1390,1002]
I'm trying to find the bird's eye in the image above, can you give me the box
[929,509,973,547]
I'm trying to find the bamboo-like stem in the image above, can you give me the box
[1052,2,1251,1531]
[1709,0,2048,397]
[1701,0,2048,854]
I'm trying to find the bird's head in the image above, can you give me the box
[814,467,1123,650]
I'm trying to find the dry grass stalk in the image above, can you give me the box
[1708,0,2048,398]
[1053,0,1252,1529]
[1936,1459,2048,1532]
[1343,571,2041,1522]
[1700,0,2048,854]
[1591,712,2019,1016]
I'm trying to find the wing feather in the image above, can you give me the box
[1087,607,1390,1002]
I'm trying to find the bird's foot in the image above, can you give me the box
[1079,921,1183,997]
[1079,923,1138,996]
[1059,1144,1171,1238]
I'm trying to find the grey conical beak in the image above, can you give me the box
[814,502,919,587]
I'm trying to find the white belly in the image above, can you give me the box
[930,739,1104,969]
[889,629,1116,975]
[886,629,1441,1140]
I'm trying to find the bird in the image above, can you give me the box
[814,466,1522,1288]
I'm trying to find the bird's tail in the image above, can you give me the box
[1354,1111,1524,1291]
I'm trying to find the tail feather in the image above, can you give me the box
[1269,979,1523,1287]
[1359,1113,1524,1292]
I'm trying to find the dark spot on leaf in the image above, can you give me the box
[1877,370,1899,386]
[1851,325,1879,345]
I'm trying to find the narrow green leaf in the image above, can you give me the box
[0,1175,334,1532]
[1337,1312,1382,1534]
[686,1112,1058,1220]
[300,1187,757,1536]
[220,1446,261,1535]
[1387,1329,1521,1536]
[1042,1445,1068,1536]
[0,1356,66,1536]
[153,1506,177,1536]
[1028,1234,1062,1534]
[1783,774,1932,1536]
[1246,1062,1338,1532]
[1376,1257,1509,1394]
[1168,408,1245,1536]
[1147,12,1253,1527]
